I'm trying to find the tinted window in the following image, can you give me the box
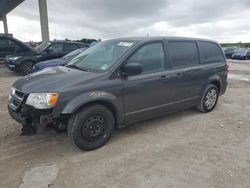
[0,37,9,46]
[127,43,165,74]
[168,41,199,68]
[0,38,13,53]
[49,43,63,52]
[36,42,51,52]
[64,43,78,51]
[199,41,224,63]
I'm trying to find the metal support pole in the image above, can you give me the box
[38,0,50,41]
[3,15,8,34]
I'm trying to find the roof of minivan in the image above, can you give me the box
[111,36,218,44]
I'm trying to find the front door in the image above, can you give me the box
[41,43,64,61]
[122,42,168,123]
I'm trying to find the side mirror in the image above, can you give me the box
[122,63,142,76]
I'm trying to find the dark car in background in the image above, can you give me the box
[5,40,89,75]
[232,48,250,60]
[8,37,228,151]
[223,47,236,59]
[0,34,34,61]
[33,48,87,71]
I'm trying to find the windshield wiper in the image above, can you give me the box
[66,64,88,72]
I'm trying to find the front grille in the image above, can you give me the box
[9,88,25,111]
[15,89,24,99]
[13,99,21,106]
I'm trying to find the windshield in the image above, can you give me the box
[35,42,51,52]
[67,40,135,72]
[62,48,86,61]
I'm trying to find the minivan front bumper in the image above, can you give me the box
[8,88,55,128]
[8,105,27,124]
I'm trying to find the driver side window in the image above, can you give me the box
[49,43,63,52]
[127,42,165,74]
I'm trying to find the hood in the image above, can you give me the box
[13,66,105,93]
[35,59,68,69]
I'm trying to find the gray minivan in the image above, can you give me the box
[8,37,228,150]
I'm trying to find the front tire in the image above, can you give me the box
[196,84,219,113]
[20,61,34,75]
[68,104,115,151]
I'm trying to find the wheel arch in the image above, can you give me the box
[210,80,221,93]
[19,59,37,72]
[206,75,222,93]
[76,100,118,125]
[58,91,123,126]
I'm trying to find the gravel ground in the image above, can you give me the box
[0,60,250,188]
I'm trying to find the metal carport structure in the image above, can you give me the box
[0,0,50,41]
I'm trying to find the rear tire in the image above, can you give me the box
[196,84,219,113]
[20,61,34,75]
[67,104,115,151]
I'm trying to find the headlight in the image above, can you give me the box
[26,93,59,109]
[8,56,21,61]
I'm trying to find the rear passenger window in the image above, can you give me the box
[127,43,165,74]
[168,41,199,68]
[199,41,224,63]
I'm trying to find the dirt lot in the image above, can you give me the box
[0,60,250,188]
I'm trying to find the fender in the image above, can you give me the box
[54,91,124,124]
[201,74,222,96]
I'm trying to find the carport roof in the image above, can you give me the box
[0,0,24,20]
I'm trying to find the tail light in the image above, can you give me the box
[226,64,229,80]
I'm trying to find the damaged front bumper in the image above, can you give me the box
[8,88,59,131]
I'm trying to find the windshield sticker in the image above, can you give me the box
[100,64,109,70]
[118,42,133,47]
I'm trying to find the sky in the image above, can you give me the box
[0,0,250,43]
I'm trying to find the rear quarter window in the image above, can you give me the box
[168,41,199,68]
[199,41,224,63]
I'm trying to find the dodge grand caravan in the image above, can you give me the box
[8,37,228,151]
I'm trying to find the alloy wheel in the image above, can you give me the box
[205,89,217,110]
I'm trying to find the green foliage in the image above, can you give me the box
[220,43,250,48]
[65,38,100,44]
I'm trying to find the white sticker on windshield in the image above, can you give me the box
[118,42,133,47]
[100,64,109,70]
